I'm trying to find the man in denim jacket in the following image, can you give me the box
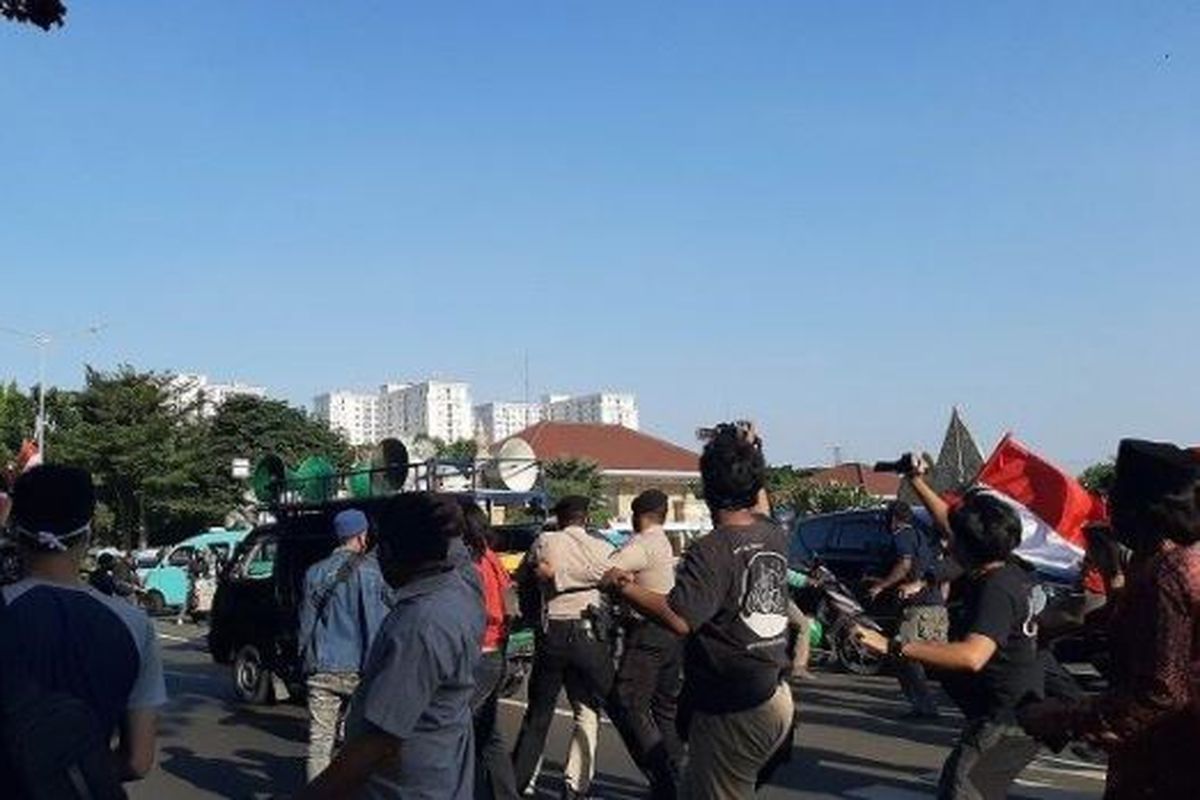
[300,508,392,781]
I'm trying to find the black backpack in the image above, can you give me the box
[0,593,127,800]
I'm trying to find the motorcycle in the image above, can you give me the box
[792,563,888,676]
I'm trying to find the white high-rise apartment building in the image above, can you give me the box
[545,392,639,430]
[169,373,268,419]
[377,381,473,444]
[313,391,379,446]
[474,401,545,444]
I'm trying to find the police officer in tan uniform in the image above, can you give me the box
[553,488,684,799]
[511,496,615,799]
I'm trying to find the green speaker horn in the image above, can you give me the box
[294,455,336,503]
[251,455,287,503]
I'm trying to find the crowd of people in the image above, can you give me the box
[0,424,1198,800]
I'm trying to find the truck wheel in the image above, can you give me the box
[143,590,165,616]
[233,644,275,705]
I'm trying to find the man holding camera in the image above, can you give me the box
[857,463,1044,800]
[606,423,794,800]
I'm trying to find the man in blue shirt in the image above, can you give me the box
[0,465,167,791]
[866,501,948,719]
[299,508,392,780]
[300,492,484,800]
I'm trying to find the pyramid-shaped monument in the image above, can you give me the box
[899,408,985,503]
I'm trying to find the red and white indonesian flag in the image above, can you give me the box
[971,435,1107,580]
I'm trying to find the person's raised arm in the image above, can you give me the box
[907,473,952,541]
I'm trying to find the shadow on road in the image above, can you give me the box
[218,706,308,745]
[160,745,304,799]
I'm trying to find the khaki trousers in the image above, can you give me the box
[306,672,360,782]
[682,682,795,800]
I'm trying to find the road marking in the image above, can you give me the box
[499,698,614,726]
[158,633,193,643]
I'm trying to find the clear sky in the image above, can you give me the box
[2,2,1197,470]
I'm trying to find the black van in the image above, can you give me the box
[208,503,344,704]
[208,494,546,705]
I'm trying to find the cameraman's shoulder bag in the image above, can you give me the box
[0,592,128,800]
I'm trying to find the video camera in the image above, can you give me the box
[873,452,924,477]
[696,420,761,448]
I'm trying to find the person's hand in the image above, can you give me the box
[853,625,889,656]
[535,560,555,582]
[912,454,930,477]
[1017,698,1072,749]
[601,567,634,590]
[897,581,924,600]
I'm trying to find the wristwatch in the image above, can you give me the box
[887,636,906,659]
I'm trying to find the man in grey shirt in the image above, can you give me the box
[298,492,484,800]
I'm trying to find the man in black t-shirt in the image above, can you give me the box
[858,488,1044,800]
[606,422,793,800]
[866,501,948,719]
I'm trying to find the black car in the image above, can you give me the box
[789,507,939,584]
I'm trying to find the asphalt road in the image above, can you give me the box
[132,621,1106,800]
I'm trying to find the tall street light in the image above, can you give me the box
[0,324,105,454]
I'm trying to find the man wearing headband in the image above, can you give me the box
[0,464,167,789]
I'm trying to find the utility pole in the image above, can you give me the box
[1,324,104,456]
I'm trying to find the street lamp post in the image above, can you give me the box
[1,324,103,456]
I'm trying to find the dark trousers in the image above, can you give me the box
[609,621,683,800]
[938,717,1041,800]
[511,620,615,794]
[472,650,520,800]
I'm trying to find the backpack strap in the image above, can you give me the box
[301,552,366,655]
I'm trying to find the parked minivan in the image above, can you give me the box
[138,528,249,613]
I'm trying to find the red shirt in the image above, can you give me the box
[475,547,511,651]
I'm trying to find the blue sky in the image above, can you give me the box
[2,2,1197,469]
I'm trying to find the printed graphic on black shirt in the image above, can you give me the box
[740,550,788,639]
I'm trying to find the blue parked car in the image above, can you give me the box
[138,528,249,614]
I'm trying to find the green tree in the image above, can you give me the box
[0,381,35,462]
[774,478,876,516]
[439,439,479,464]
[52,366,196,549]
[543,457,611,527]
[203,394,354,515]
[1079,460,1116,496]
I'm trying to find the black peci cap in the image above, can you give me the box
[631,489,669,517]
[1114,439,1200,502]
